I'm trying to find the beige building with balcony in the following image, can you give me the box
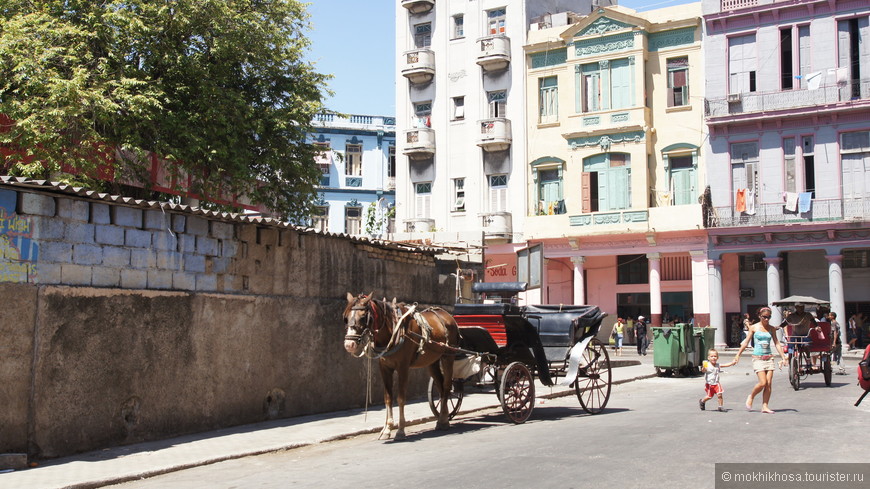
[486,4,709,329]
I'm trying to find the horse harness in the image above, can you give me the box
[346,298,453,360]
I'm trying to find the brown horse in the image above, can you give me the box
[343,292,459,440]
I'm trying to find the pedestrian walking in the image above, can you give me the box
[848,314,859,350]
[612,317,625,357]
[828,311,845,374]
[699,348,725,412]
[634,315,648,356]
[727,307,788,414]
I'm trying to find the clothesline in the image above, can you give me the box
[733,188,814,214]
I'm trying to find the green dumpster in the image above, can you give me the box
[694,327,716,358]
[653,323,694,376]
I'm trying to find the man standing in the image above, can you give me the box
[634,315,649,356]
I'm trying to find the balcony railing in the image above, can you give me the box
[709,198,870,228]
[401,49,435,84]
[403,127,435,159]
[476,35,511,72]
[401,0,434,14]
[705,78,870,118]
[313,113,395,128]
[721,0,757,10]
[477,118,512,151]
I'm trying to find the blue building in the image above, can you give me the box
[308,114,396,237]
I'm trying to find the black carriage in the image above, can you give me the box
[428,282,612,423]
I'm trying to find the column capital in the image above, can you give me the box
[763,257,783,265]
[570,256,586,266]
[825,254,843,265]
[689,250,706,257]
[646,252,661,260]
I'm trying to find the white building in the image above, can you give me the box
[308,113,396,237]
[393,0,613,253]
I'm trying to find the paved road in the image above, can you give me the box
[104,357,869,489]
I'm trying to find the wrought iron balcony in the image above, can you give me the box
[401,0,434,15]
[476,118,511,152]
[401,49,435,85]
[705,78,870,120]
[476,35,511,72]
[403,127,435,159]
[708,198,870,228]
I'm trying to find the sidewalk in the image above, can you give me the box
[1,353,656,489]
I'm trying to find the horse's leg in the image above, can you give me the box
[394,366,410,440]
[428,362,450,431]
[439,356,455,430]
[378,362,394,440]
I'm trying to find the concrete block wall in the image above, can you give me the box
[0,187,453,460]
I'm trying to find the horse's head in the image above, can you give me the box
[343,292,375,355]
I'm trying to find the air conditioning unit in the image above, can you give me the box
[727,93,742,103]
[739,288,754,298]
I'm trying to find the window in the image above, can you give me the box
[536,168,563,215]
[844,250,870,268]
[730,142,758,207]
[728,34,757,94]
[452,96,465,121]
[311,205,328,232]
[669,155,695,205]
[415,182,432,218]
[738,254,766,272]
[667,57,689,107]
[579,58,632,112]
[345,143,362,176]
[345,206,362,235]
[841,130,870,200]
[798,26,811,89]
[582,153,631,212]
[453,15,464,39]
[489,174,508,212]
[838,17,870,99]
[413,102,431,128]
[802,135,815,195]
[517,243,543,289]
[539,76,558,123]
[487,8,506,35]
[617,254,649,285]
[453,178,465,211]
[414,22,431,48]
[783,138,796,193]
[487,90,506,118]
[387,146,396,179]
[314,141,331,186]
[780,28,794,90]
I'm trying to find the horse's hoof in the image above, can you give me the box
[394,430,406,440]
[377,430,391,440]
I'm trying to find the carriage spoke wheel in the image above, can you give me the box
[428,378,464,420]
[789,355,800,391]
[499,362,535,424]
[575,338,612,414]
[822,354,832,386]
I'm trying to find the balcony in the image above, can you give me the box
[404,218,435,233]
[477,118,512,152]
[401,49,435,85]
[401,0,434,14]
[709,198,870,228]
[705,78,870,121]
[481,212,512,240]
[562,106,648,141]
[476,35,511,72]
[403,127,435,159]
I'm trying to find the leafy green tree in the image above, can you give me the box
[0,0,330,220]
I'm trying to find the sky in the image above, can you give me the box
[304,0,699,117]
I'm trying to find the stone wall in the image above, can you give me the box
[0,184,453,459]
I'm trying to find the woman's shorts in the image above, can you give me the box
[616,334,623,348]
[752,356,776,372]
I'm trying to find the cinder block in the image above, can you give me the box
[0,453,28,470]
[144,209,171,231]
[156,251,181,271]
[147,269,173,289]
[210,221,234,240]
[0,188,18,213]
[92,267,121,287]
[39,242,73,263]
[60,264,92,285]
[101,247,130,267]
[130,249,156,269]
[196,236,219,256]
[113,206,143,228]
[125,229,152,248]
[57,198,90,222]
[172,272,196,291]
[171,214,186,233]
[72,244,103,265]
[152,230,178,251]
[221,240,239,258]
[34,262,61,284]
[32,216,65,240]
[210,257,231,274]
[196,274,217,291]
[182,254,206,273]
[186,216,209,236]
[178,234,196,253]
[91,203,111,224]
[95,225,125,246]
[20,193,56,216]
[65,222,96,244]
[120,269,147,289]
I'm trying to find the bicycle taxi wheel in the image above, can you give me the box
[789,353,801,391]
[821,353,832,386]
[575,337,612,414]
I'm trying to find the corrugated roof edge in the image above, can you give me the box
[0,176,446,255]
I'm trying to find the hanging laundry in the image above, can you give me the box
[806,71,823,90]
[784,192,799,212]
[798,192,813,213]
[745,190,756,215]
[735,188,746,213]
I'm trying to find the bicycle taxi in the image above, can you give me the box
[772,295,834,390]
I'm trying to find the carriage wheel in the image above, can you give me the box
[789,355,800,391]
[499,362,535,424]
[575,338,612,414]
[822,354,832,386]
[427,378,464,420]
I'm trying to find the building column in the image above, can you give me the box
[764,256,783,328]
[708,259,726,347]
[826,254,847,343]
[571,256,586,305]
[690,250,710,327]
[648,252,662,327]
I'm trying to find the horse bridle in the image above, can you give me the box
[345,299,380,344]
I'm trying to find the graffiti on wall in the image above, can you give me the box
[0,189,38,282]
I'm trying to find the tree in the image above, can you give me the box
[0,0,330,220]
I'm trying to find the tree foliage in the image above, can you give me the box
[0,0,330,220]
